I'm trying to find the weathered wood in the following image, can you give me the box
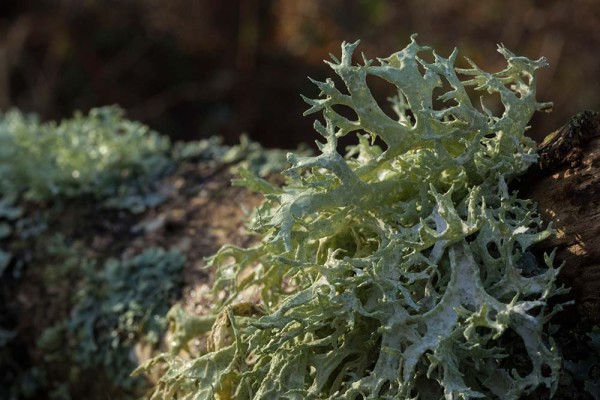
[521,111,600,323]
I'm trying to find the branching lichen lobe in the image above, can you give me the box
[141,36,563,400]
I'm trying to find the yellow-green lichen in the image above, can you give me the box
[142,36,563,400]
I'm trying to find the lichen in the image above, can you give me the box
[141,35,563,399]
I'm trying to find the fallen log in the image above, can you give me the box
[521,110,600,324]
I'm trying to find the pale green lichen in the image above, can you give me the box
[140,36,564,399]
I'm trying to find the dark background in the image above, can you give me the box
[1,0,599,148]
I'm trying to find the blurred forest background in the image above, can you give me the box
[1,0,599,147]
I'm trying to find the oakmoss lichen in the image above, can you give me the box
[141,36,563,400]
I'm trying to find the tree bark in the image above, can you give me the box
[520,110,600,324]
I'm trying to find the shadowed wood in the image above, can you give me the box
[522,111,600,323]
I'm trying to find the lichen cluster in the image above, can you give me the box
[143,36,563,399]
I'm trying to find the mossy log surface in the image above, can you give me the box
[522,110,600,324]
